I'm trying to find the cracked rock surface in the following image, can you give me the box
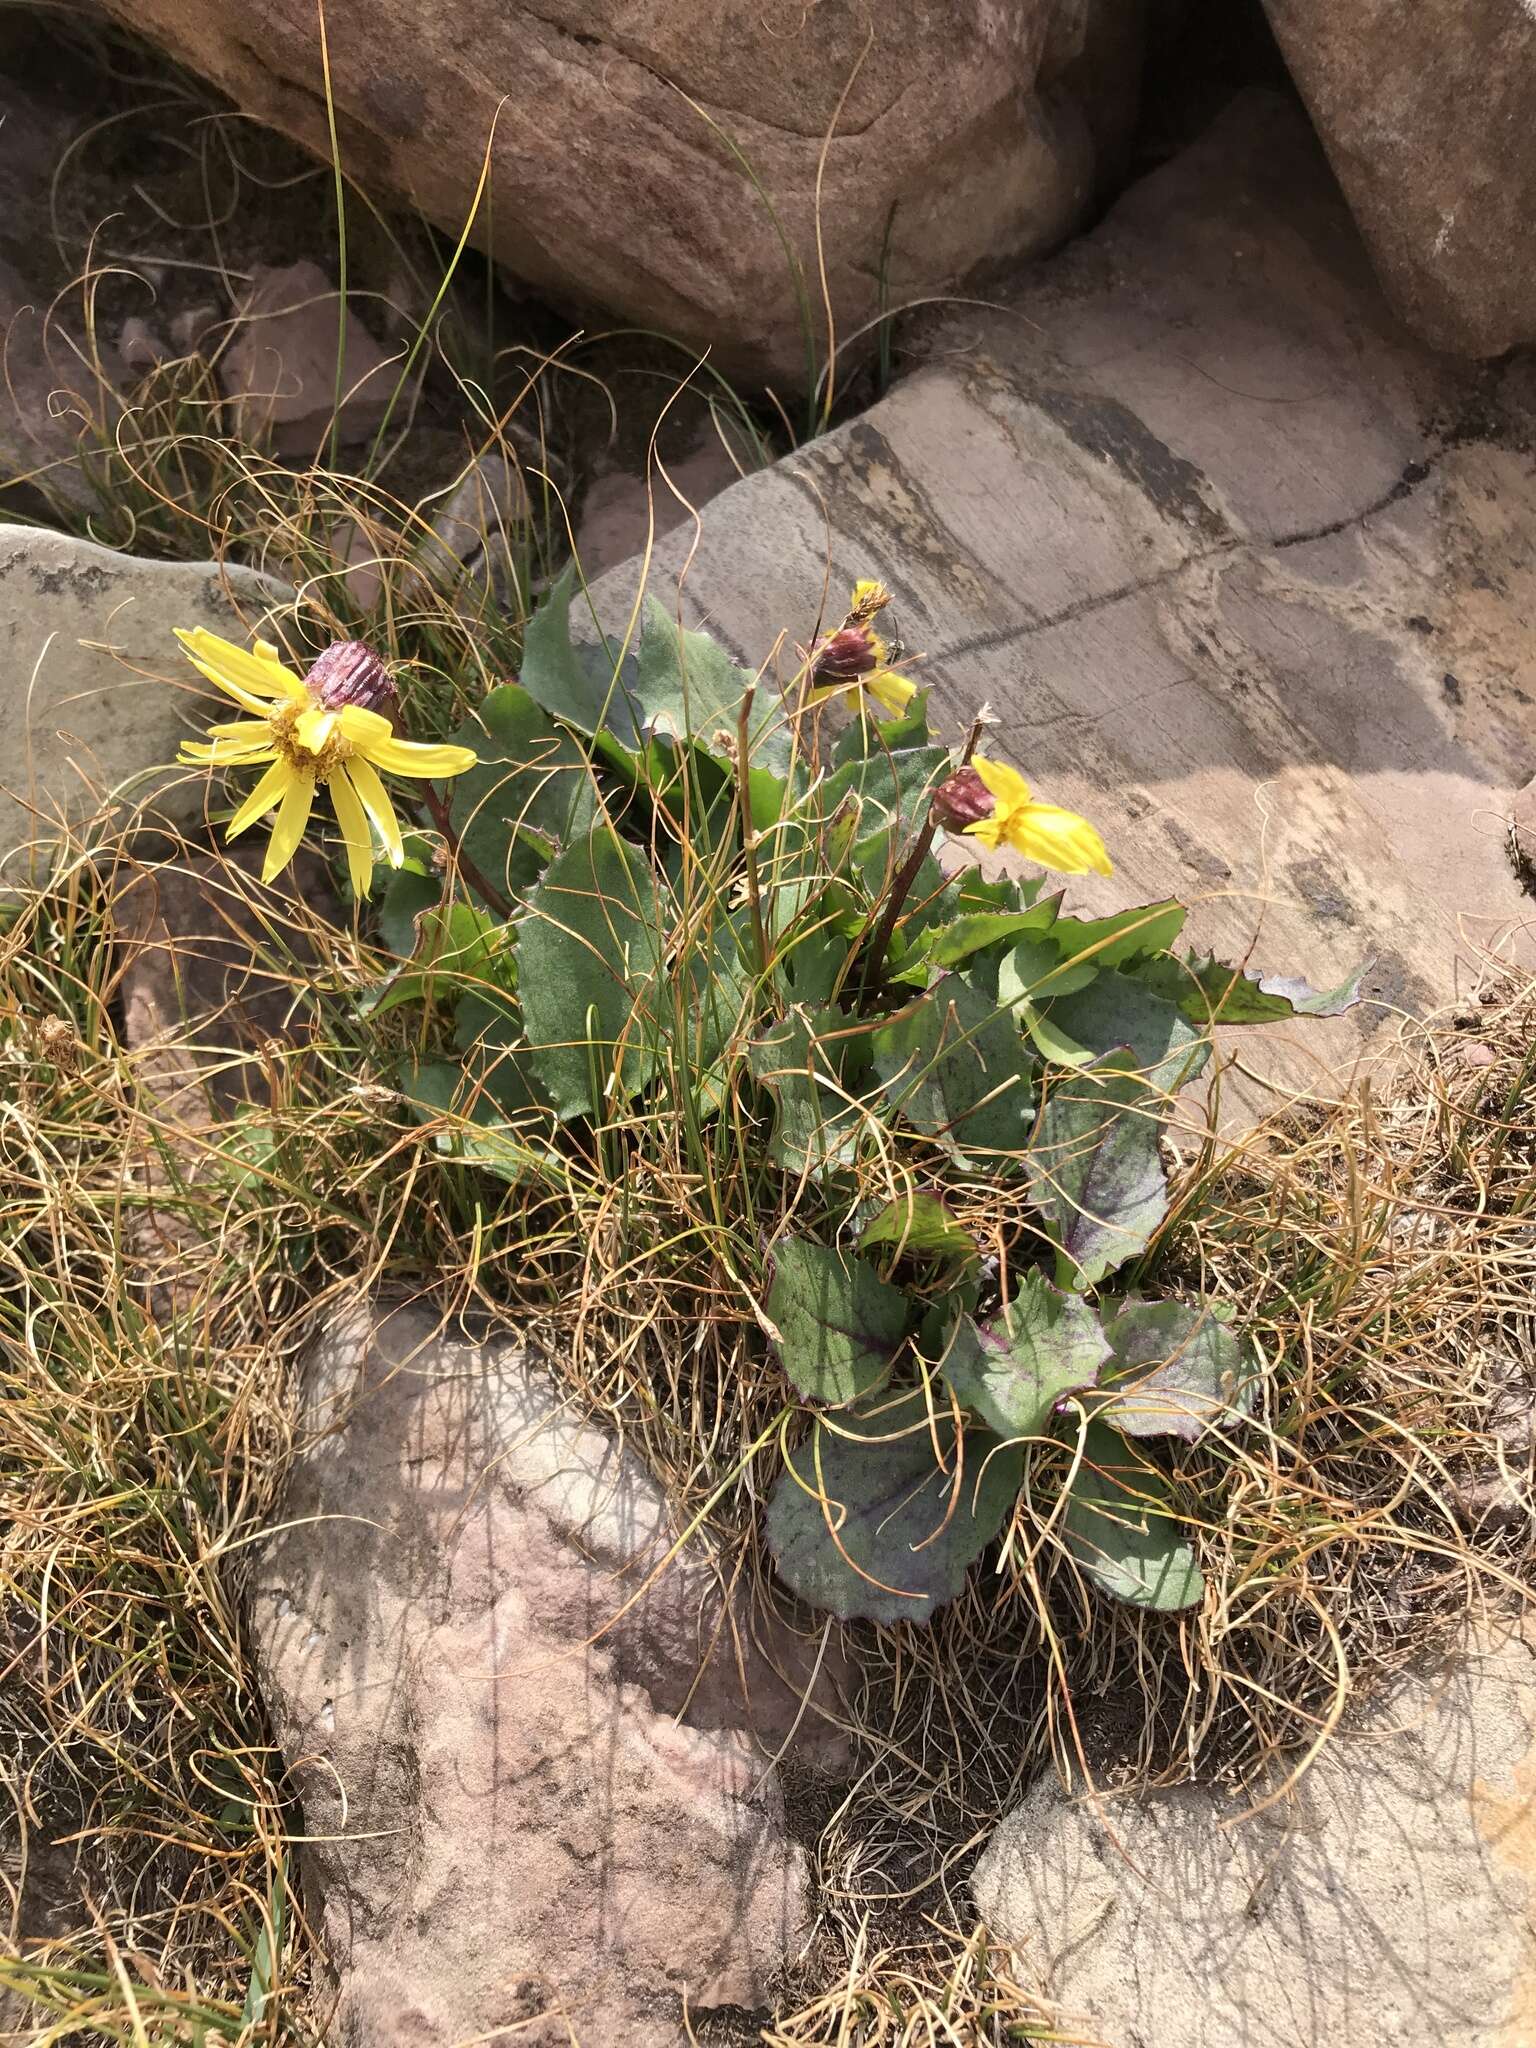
[591,90,1536,1117]
[254,1301,847,2047]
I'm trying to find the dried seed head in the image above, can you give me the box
[931,765,996,833]
[811,623,881,685]
[37,1015,81,1071]
[306,640,396,714]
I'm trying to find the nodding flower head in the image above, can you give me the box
[931,765,996,834]
[939,753,1112,877]
[811,623,882,685]
[806,578,915,720]
[306,640,397,715]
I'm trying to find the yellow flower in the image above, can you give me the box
[175,628,476,895]
[805,579,918,721]
[961,755,1112,876]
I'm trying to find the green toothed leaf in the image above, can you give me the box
[858,1189,980,1276]
[518,827,667,1117]
[1049,900,1187,970]
[937,1271,1111,1439]
[871,976,1035,1162]
[1027,1055,1167,1286]
[1095,1298,1259,1441]
[1140,951,1367,1026]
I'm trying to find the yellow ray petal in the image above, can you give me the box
[225,758,296,840]
[1003,801,1112,877]
[334,704,394,746]
[963,814,1006,852]
[344,754,404,865]
[293,705,339,753]
[263,770,316,882]
[971,755,1032,809]
[356,734,477,779]
[205,717,279,743]
[328,764,375,898]
[179,738,279,765]
[863,669,916,718]
[175,627,307,704]
[181,656,285,717]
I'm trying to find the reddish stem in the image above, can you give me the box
[422,784,515,920]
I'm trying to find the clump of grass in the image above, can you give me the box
[1135,975,1535,1783]
[761,1918,1066,2047]
[0,835,311,2038]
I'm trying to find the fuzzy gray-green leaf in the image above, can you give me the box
[630,597,790,773]
[1097,1298,1259,1441]
[749,1011,864,1176]
[1027,1055,1168,1286]
[1060,1421,1204,1610]
[939,1271,1111,1439]
[1035,967,1209,1096]
[766,1391,1022,1624]
[766,1239,912,1404]
[518,827,666,1118]
[871,976,1035,1161]
[519,561,642,746]
[448,682,595,898]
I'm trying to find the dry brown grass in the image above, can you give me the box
[1,818,1531,2044]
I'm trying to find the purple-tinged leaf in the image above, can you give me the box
[1027,1055,1168,1287]
[1097,1299,1260,1441]
[766,1239,913,1405]
[1061,1421,1204,1610]
[766,1389,1022,1624]
[937,1271,1111,1439]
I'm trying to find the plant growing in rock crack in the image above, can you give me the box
[168,573,1363,1624]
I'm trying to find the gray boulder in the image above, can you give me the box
[0,525,290,868]
[972,1626,1536,2048]
[253,1300,848,2047]
[1264,0,1536,358]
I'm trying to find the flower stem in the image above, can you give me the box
[855,710,987,1009]
[856,821,937,1008]
[737,684,771,977]
[421,784,515,920]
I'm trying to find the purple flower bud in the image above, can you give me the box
[810,623,879,684]
[306,640,396,713]
[931,765,995,833]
